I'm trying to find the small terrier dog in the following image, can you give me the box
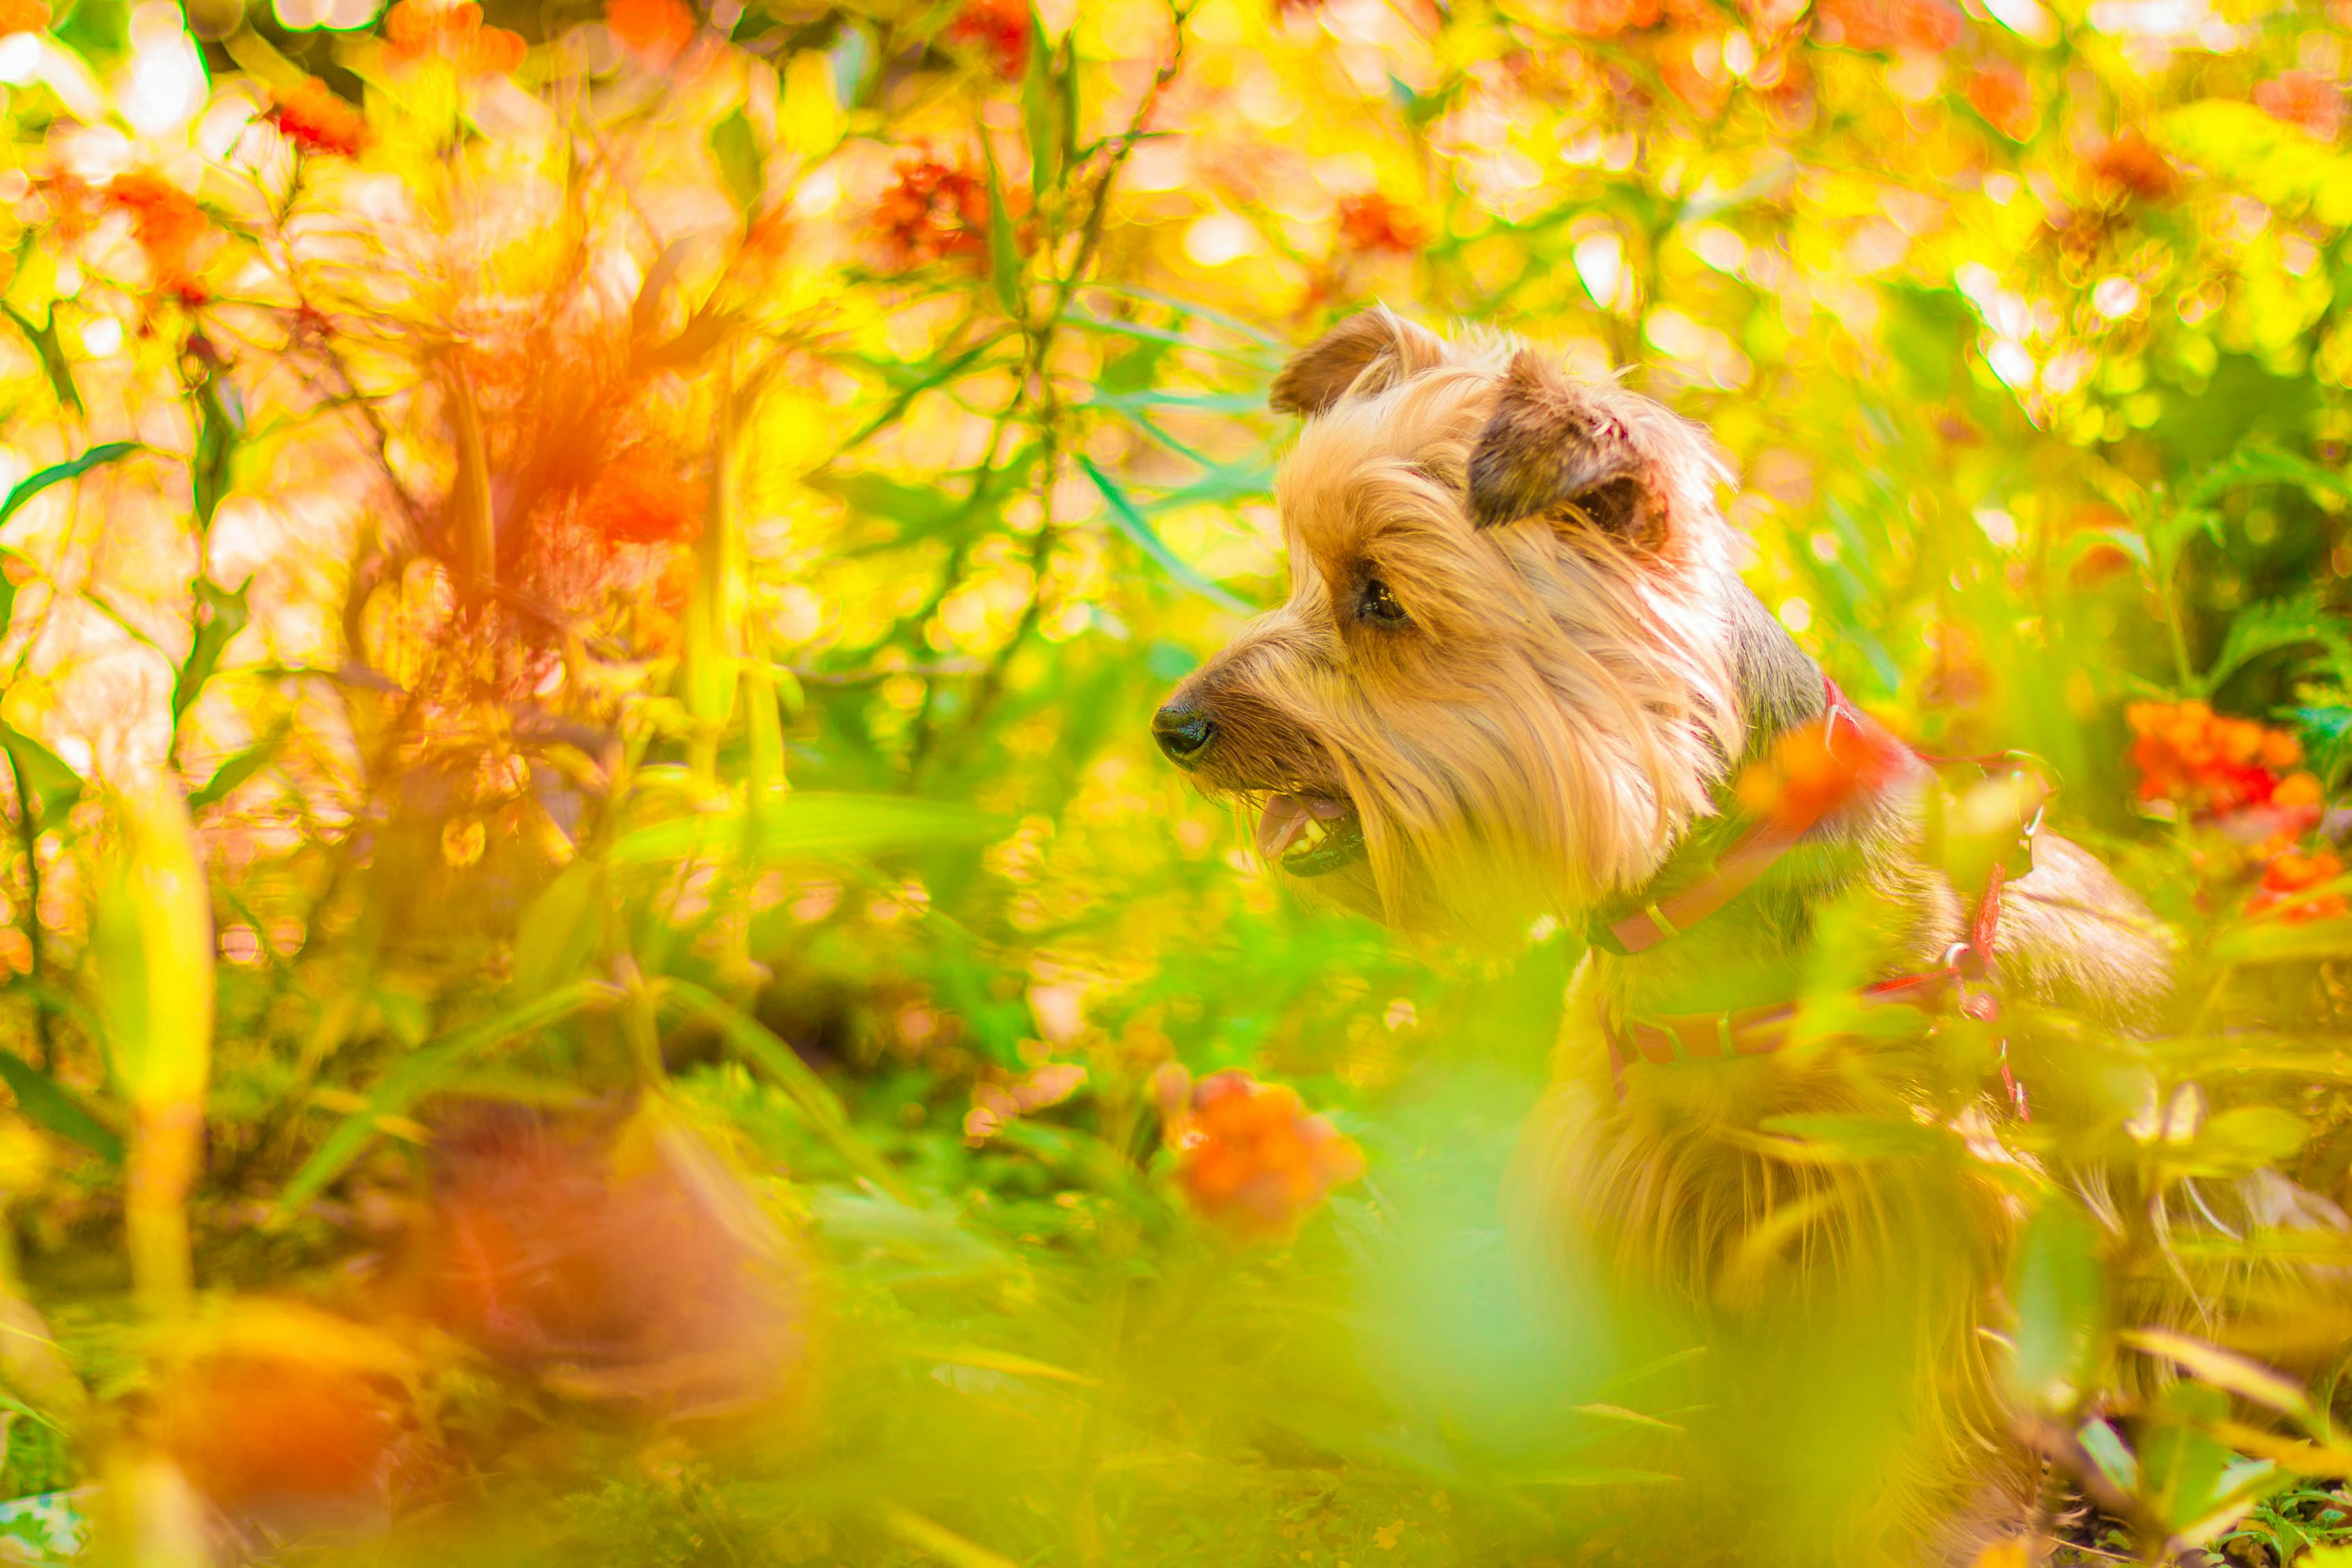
[1152,308,2185,1562]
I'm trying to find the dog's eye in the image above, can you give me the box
[1358,578,1410,629]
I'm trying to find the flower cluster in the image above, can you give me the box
[873,153,992,270]
[1167,1069,1364,1242]
[2130,702,2343,925]
[1733,707,1909,834]
[1965,62,2034,141]
[267,79,369,157]
[950,0,1029,79]
[2247,849,2349,924]
[2088,132,2180,203]
[575,447,705,546]
[1335,192,1428,256]
[1810,0,1962,52]
[107,170,213,303]
[608,0,693,61]
[2126,701,2321,824]
[2254,70,2346,140]
[384,0,526,75]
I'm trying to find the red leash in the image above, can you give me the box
[1594,675,2038,1117]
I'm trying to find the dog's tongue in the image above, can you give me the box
[1256,793,1350,859]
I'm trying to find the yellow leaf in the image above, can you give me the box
[780,51,843,160]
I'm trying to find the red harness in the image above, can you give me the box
[1592,677,2038,1115]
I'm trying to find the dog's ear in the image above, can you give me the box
[1467,350,1664,544]
[1269,307,1447,417]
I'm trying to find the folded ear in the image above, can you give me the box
[1466,350,1674,546]
[1268,307,1447,417]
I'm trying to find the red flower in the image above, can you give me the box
[576,448,705,544]
[2127,701,2323,834]
[1336,191,1429,256]
[1169,1070,1365,1242]
[607,0,693,61]
[384,0,526,75]
[1811,0,1961,52]
[950,0,1029,79]
[872,153,993,270]
[2254,71,2345,140]
[2247,848,2349,923]
[267,79,369,157]
[106,170,213,303]
[1966,61,2034,141]
[1734,708,1909,833]
[2087,132,2178,202]
[0,0,48,35]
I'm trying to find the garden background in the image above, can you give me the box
[3,0,2352,1560]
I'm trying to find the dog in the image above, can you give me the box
[1150,307,2188,1562]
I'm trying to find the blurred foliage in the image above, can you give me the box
[1,0,2351,1561]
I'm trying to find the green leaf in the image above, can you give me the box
[2120,1328,2315,1423]
[192,374,245,531]
[1020,8,1061,197]
[186,723,286,810]
[0,441,140,530]
[2011,1199,2104,1410]
[2199,591,2352,695]
[1074,454,1249,612]
[709,108,765,213]
[661,977,910,1200]
[171,577,252,726]
[2185,1105,2310,1176]
[606,790,998,866]
[980,132,1023,319]
[509,860,607,998]
[0,721,83,824]
[0,1053,121,1164]
[1,303,83,416]
[269,978,614,1222]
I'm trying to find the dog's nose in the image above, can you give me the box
[1152,700,1215,766]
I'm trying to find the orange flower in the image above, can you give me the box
[1733,709,1909,833]
[1553,0,1662,37]
[2087,132,2178,202]
[1335,191,1429,256]
[872,153,993,270]
[2247,848,2349,923]
[2254,71,2345,140]
[2126,700,2321,828]
[1965,61,2034,140]
[576,449,706,544]
[1811,0,1961,52]
[384,0,525,75]
[401,1106,809,1412]
[0,0,49,35]
[607,0,693,61]
[267,79,369,157]
[950,0,1029,79]
[154,1351,413,1512]
[106,170,213,303]
[1169,1070,1364,1242]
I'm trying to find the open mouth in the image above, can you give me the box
[1254,792,1367,877]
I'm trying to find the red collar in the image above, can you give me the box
[1592,675,2038,1116]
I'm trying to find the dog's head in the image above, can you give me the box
[1153,308,1780,941]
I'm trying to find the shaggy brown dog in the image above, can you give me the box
[1151,308,2185,1562]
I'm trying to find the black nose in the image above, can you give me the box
[1153,700,1215,766]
